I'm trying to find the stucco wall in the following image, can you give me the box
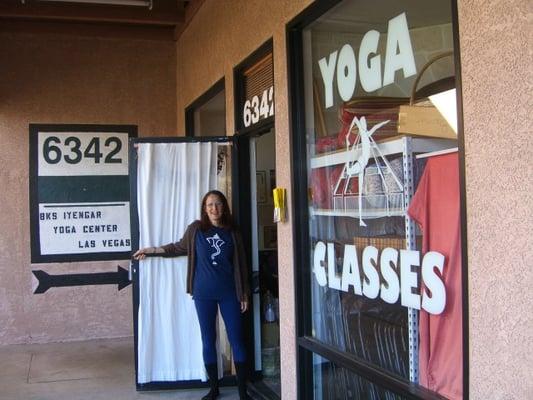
[458,0,532,399]
[0,25,177,345]
[175,1,312,398]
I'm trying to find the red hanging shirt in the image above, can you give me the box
[408,152,463,400]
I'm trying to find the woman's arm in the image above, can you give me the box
[133,222,196,260]
[132,246,165,260]
[160,223,194,256]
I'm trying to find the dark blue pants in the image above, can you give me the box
[194,297,246,364]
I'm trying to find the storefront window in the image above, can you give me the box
[295,1,464,398]
[185,79,226,136]
[312,353,408,400]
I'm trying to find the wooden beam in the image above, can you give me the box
[0,19,178,41]
[0,0,185,27]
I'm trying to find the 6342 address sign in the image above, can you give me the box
[30,125,136,263]
[42,135,122,165]
[243,86,274,128]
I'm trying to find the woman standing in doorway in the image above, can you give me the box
[133,190,251,400]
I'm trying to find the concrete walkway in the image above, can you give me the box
[0,337,241,400]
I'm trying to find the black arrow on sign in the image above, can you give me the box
[32,266,131,294]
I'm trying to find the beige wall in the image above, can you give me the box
[458,1,533,399]
[0,24,177,345]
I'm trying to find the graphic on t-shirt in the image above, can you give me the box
[206,233,225,265]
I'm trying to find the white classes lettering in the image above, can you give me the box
[380,248,400,304]
[421,252,446,314]
[362,246,380,299]
[341,245,362,294]
[313,241,447,315]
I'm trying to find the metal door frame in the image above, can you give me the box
[129,136,235,391]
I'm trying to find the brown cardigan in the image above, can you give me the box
[161,220,250,302]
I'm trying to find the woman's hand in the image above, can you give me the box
[133,247,160,260]
[240,301,249,313]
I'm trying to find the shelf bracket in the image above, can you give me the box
[403,136,419,384]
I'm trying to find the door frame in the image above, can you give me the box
[232,125,281,400]
[129,135,235,391]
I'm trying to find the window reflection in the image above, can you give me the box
[313,353,408,400]
[301,1,463,399]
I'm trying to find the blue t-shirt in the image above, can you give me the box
[192,226,236,300]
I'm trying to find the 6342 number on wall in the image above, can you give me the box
[242,86,274,128]
[39,132,128,176]
[43,135,122,165]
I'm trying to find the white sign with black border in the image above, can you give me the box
[30,124,137,263]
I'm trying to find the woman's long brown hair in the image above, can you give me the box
[199,190,234,231]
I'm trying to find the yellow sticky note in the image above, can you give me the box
[273,188,286,223]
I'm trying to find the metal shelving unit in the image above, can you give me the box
[309,135,456,384]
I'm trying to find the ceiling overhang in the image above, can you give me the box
[0,0,187,28]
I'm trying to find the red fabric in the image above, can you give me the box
[310,166,345,209]
[407,153,463,400]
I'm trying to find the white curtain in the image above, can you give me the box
[136,142,217,384]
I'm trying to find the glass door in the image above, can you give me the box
[249,129,281,397]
